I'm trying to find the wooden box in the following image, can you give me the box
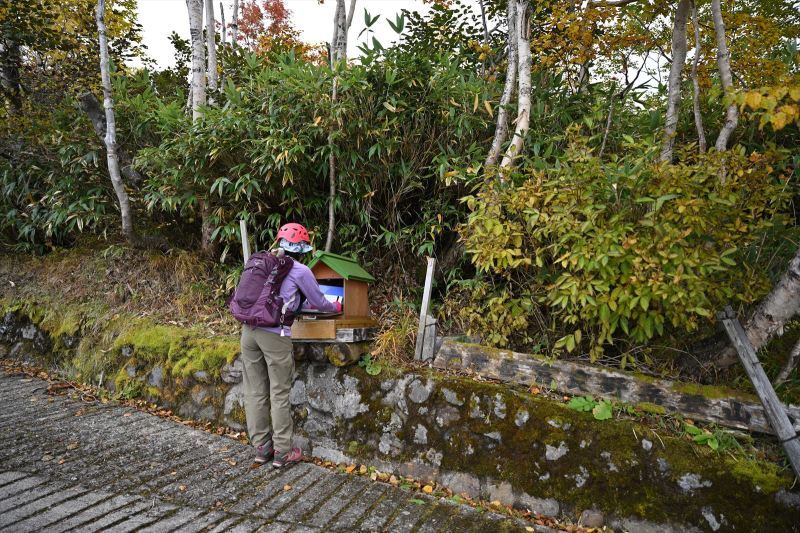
[291,251,377,340]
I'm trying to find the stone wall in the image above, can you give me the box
[2,309,799,531]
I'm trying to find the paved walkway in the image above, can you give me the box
[0,373,530,532]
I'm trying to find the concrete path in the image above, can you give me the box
[0,373,529,532]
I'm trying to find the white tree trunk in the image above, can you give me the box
[230,0,239,45]
[205,0,218,98]
[743,246,800,358]
[220,2,226,47]
[346,0,357,33]
[325,0,355,253]
[485,0,518,169]
[711,0,738,153]
[187,0,206,121]
[95,0,134,242]
[690,0,706,153]
[659,0,690,164]
[500,0,531,169]
[775,336,800,387]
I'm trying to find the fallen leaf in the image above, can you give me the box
[170,471,177,476]
[370,472,377,481]
[389,475,399,486]
[178,485,187,491]
[123,412,132,417]
[58,459,66,465]
[66,442,79,450]
[345,464,356,474]
[422,485,433,494]
[525,527,535,532]
[359,465,367,474]
[226,459,236,466]
[283,484,292,491]
[41,454,53,462]
[490,500,502,507]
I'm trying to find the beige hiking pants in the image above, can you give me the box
[240,326,295,452]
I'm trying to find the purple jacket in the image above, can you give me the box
[259,261,338,337]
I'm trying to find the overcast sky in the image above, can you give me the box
[134,0,433,69]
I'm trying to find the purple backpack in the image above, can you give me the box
[229,251,296,328]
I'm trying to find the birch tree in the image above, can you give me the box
[325,0,356,252]
[205,0,218,98]
[0,37,22,114]
[731,246,800,364]
[690,0,706,153]
[230,0,239,45]
[499,0,531,169]
[187,0,206,121]
[711,0,737,153]
[659,0,690,163]
[220,2,226,45]
[95,0,134,242]
[484,0,518,169]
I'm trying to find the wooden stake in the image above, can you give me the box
[415,257,436,361]
[240,219,250,264]
[719,306,800,478]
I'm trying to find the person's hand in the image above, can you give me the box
[333,301,343,314]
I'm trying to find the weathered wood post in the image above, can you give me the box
[415,257,437,361]
[240,219,250,264]
[718,306,800,478]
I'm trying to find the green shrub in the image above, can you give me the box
[458,134,793,362]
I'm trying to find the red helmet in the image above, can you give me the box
[277,222,310,244]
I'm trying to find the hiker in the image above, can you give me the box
[231,222,341,468]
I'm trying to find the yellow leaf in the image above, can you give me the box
[483,100,493,118]
[359,465,368,474]
[283,484,292,491]
[744,91,762,109]
[422,485,434,494]
[473,92,479,113]
[179,485,187,491]
[345,464,356,474]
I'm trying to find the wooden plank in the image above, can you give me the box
[291,318,377,341]
[420,315,437,361]
[311,264,341,280]
[343,280,369,318]
[719,307,800,477]
[291,320,336,340]
[239,220,251,264]
[433,338,800,436]
[414,258,436,361]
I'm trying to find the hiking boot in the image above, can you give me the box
[272,447,302,469]
[254,439,274,464]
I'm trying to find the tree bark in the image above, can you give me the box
[740,246,800,359]
[499,0,531,169]
[775,336,800,387]
[0,38,22,114]
[220,2,226,46]
[205,0,218,99]
[230,0,239,45]
[95,0,135,243]
[78,92,144,187]
[711,0,738,153]
[659,0,690,164]
[690,0,706,153]
[484,0,517,169]
[325,0,355,253]
[187,0,206,121]
[345,0,357,34]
